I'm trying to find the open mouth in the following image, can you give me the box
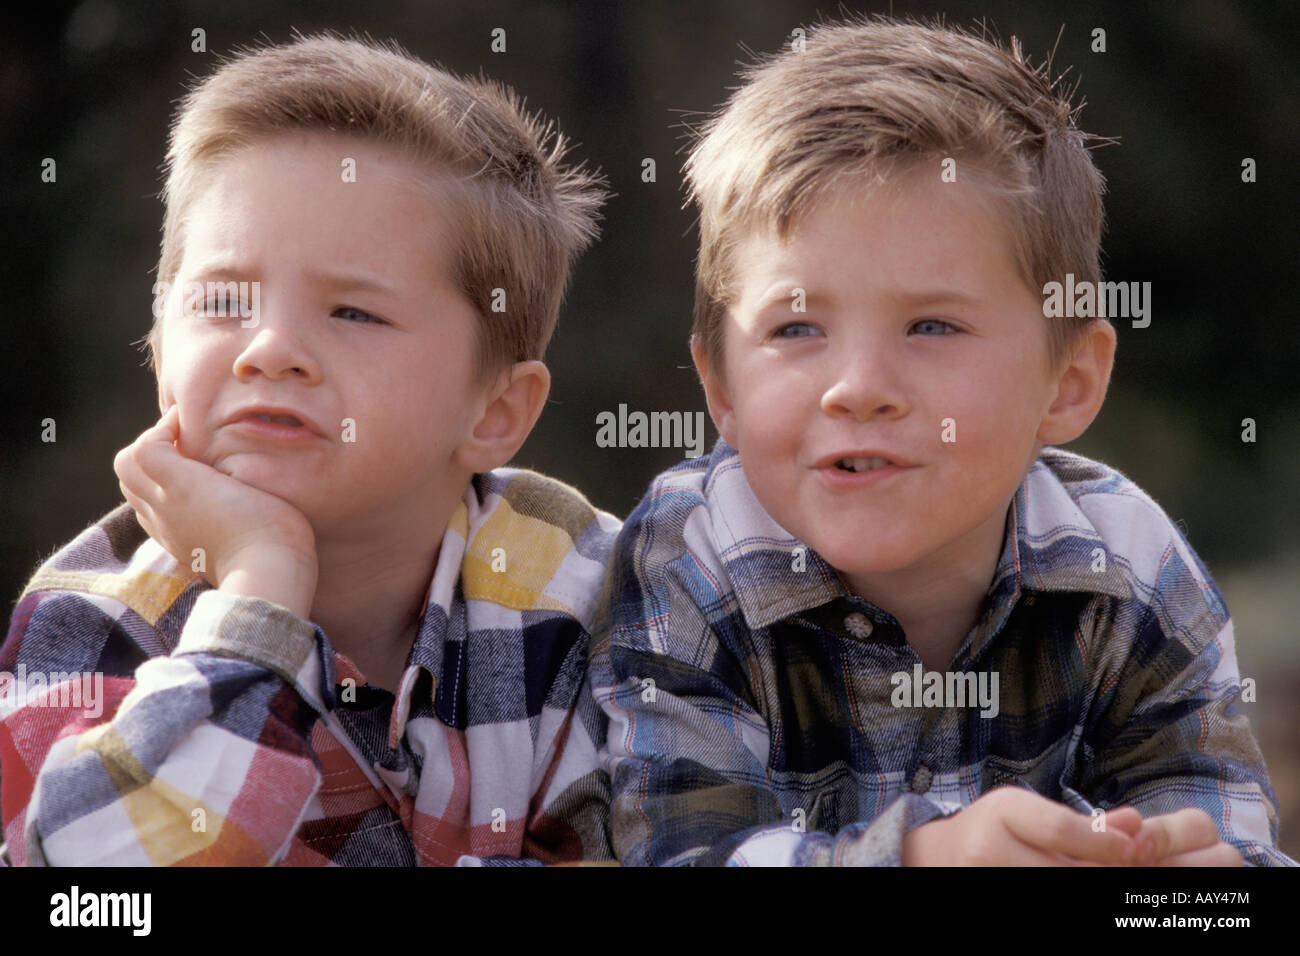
[834,457,893,473]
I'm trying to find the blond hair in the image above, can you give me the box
[154,33,605,378]
[685,16,1110,376]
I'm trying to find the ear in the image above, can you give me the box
[1036,319,1117,446]
[454,360,551,473]
[690,334,739,448]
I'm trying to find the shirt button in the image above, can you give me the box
[910,764,933,794]
[844,612,873,639]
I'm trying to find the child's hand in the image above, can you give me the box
[902,787,1141,866]
[114,406,319,619]
[1131,809,1244,866]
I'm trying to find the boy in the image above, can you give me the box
[590,17,1292,866]
[0,35,619,866]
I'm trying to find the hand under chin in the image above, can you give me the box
[208,454,320,523]
[209,455,237,478]
[209,451,286,490]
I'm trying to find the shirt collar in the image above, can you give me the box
[968,449,1133,660]
[991,449,1132,603]
[704,440,849,631]
[707,441,1132,642]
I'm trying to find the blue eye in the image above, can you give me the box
[910,318,956,335]
[773,322,819,339]
[334,306,385,324]
[198,297,246,318]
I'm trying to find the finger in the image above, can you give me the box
[115,444,163,506]
[947,827,1082,866]
[115,407,182,489]
[1152,843,1244,867]
[134,440,200,493]
[1137,809,1221,863]
[1005,803,1136,864]
[1101,807,1143,838]
[134,404,182,447]
[995,835,1104,866]
[119,480,158,538]
[133,415,211,491]
[1047,850,1106,867]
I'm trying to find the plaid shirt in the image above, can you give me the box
[1,468,620,866]
[590,440,1294,866]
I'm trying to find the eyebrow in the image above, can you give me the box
[753,284,984,313]
[187,263,399,298]
[303,267,399,298]
[754,285,834,312]
[888,288,984,308]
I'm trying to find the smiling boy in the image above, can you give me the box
[590,18,1292,866]
[1,36,617,865]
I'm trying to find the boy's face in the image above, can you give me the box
[698,167,1070,595]
[155,131,486,532]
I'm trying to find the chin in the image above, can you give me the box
[808,533,914,578]
[214,453,312,504]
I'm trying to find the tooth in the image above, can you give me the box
[836,457,895,472]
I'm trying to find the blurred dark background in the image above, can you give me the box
[2,0,1297,859]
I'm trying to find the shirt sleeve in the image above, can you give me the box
[1,587,334,865]
[1077,599,1294,867]
[590,518,953,867]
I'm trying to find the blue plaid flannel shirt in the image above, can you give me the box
[590,440,1293,866]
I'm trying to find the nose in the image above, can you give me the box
[232,310,323,385]
[820,341,908,421]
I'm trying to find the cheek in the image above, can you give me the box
[941,370,1024,442]
[729,372,818,501]
[174,400,223,464]
[158,322,209,391]
[357,377,453,460]
[938,399,1034,505]
[733,371,804,439]
[157,341,222,460]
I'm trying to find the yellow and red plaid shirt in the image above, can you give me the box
[2,468,620,866]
